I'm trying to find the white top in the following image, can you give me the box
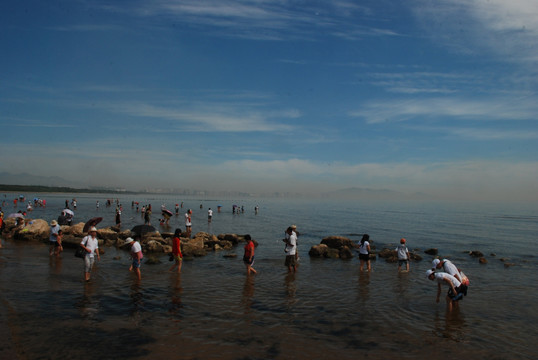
[440,259,461,280]
[49,224,60,242]
[131,241,142,255]
[185,213,192,226]
[81,235,99,258]
[359,241,370,255]
[396,244,409,260]
[208,209,213,217]
[286,232,297,255]
[434,272,461,288]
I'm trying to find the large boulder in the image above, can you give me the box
[339,246,354,260]
[98,227,119,241]
[321,236,354,250]
[309,244,329,257]
[14,219,49,242]
[182,237,207,257]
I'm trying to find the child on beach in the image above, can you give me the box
[396,238,410,272]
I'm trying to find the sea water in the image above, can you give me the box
[0,193,537,359]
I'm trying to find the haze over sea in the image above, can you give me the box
[0,192,536,359]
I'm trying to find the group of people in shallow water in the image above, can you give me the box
[45,209,468,311]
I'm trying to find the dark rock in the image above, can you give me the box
[326,248,340,259]
[378,248,397,258]
[410,253,422,261]
[470,250,484,258]
[309,244,329,258]
[339,246,353,260]
[479,257,488,264]
[424,248,438,255]
[321,236,354,250]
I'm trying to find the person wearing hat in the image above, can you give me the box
[283,225,297,273]
[432,258,468,296]
[125,237,143,280]
[426,269,463,312]
[396,238,410,272]
[80,227,100,282]
[49,219,61,256]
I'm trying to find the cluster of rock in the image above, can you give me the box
[1,217,254,258]
[308,236,422,262]
[308,237,505,266]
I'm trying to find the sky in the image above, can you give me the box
[1,0,537,201]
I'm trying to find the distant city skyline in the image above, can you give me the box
[1,1,537,202]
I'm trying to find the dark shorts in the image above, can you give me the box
[243,255,254,265]
[132,259,141,269]
[49,241,59,247]
[398,259,409,266]
[285,255,296,267]
[359,253,370,261]
[448,286,463,301]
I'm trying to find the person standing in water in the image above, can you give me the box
[396,238,410,272]
[80,227,100,282]
[125,237,143,281]
[358,234,371,272]
[283,226,297,273]
[169,228,183,274]
[243,234,257,275]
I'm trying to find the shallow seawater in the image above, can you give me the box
[0,194,537,359]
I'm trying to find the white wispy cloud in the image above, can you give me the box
[411,0,538,62]
[95,0,401,41]
[350,96,538,124]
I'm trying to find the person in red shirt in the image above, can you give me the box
[243,234,257,275]
[169,228,183,273]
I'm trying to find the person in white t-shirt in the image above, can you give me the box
[426,269,462,311]
[283,225,297,273]
[432,258,468,296]
[185,210,192,237]
[125,237,143,280]
[208,208,213,223]
[80,227,101,282]
[396,238,410,272]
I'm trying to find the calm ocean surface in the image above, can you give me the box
[0,193,537,359]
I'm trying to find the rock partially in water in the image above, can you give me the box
[424,248,438,255]
[470,250,484,258]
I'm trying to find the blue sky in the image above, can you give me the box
[1,0,537,201]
